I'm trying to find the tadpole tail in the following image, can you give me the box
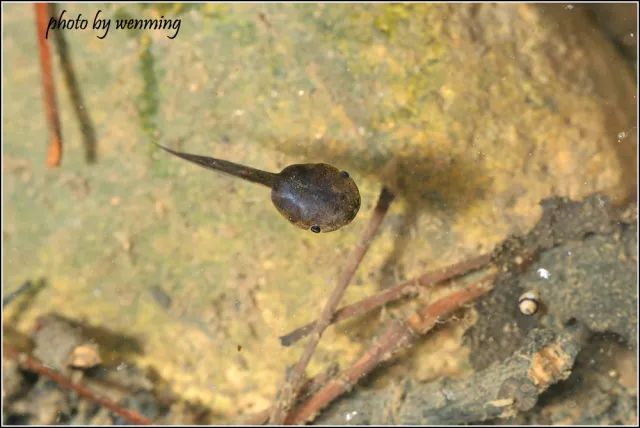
[155,143,278,188]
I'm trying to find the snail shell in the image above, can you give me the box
[518,291,540,316]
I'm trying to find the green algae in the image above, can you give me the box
[2,3,634,422]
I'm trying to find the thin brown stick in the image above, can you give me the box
[243,363,340,425]
[3,344,152,425]
[34,4,63,167]
[280,253,493,346]
[269,187,396,424]
[49,4,97,163]
[285,272,497,425]
[2,281,35,308]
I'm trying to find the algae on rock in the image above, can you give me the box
[2,3,636,422]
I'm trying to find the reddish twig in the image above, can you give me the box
[3,344,152,425]
[269,187,396,424]
[243,363,340,425]
[48,4,97,163]
[280,253,493,346]
[34,3,63,167]
[285,272,497,424]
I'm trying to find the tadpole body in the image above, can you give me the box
[156,144,361,233]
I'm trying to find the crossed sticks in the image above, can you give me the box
[263,187,497,424]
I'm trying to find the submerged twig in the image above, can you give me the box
[2,281,35,308]
[309,327,587,425]
[268,187,395,424]
[285,272,497,424]
[49,4,97,163]
[34,4,63,167]
[3,344,152,425]
[244,363,340,425]
[280,253,493,346]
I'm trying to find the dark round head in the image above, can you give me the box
[270,163,361,233]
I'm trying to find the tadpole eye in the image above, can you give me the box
[340,171,350,178]
[310,225,321,233]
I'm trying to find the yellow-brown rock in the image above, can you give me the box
[3,3,636,422]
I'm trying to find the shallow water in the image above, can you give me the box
[2,3,637,424]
